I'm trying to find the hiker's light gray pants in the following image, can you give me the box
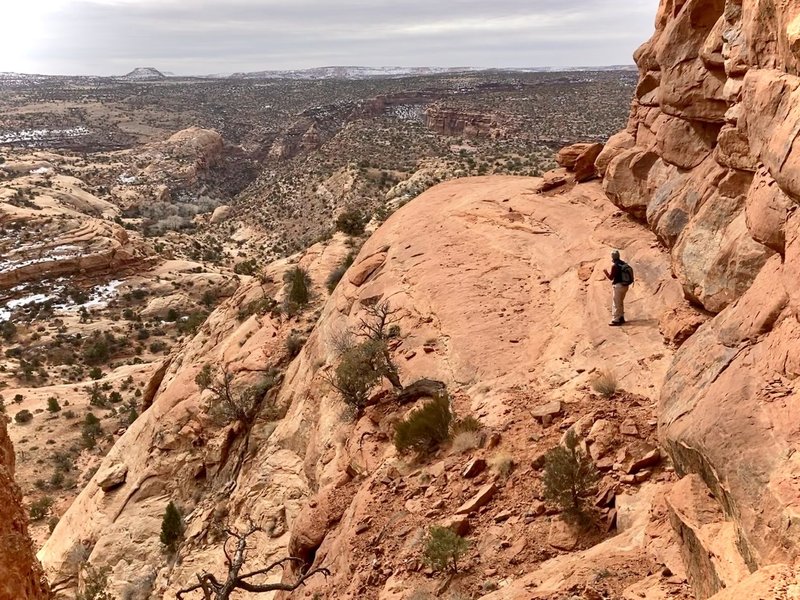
[612,283,629,321]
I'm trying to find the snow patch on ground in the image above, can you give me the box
[0,126,90,145]
[0,279,123,322]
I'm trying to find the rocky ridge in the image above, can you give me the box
[40,176,697,599]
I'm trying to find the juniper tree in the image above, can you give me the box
[422,526,469,573]
[542,429,599,522]
[160,501,183,552]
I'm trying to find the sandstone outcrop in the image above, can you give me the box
[425,103,510,138]
[0,418,50,600]
[596,0,800,597]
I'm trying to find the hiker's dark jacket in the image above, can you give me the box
[608,260,625,285]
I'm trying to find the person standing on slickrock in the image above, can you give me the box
[603,249,634,326]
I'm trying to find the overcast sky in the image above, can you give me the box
[1,0,658,76]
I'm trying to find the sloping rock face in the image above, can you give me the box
[41,177,691,598]
[0,418,50,599]
[598,0,800,597]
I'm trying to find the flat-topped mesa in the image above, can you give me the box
[594,0,800,597]
[0,419,50,600]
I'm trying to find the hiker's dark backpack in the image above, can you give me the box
[619,261,634,286]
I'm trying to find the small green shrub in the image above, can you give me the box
[50,470,65,488]
[47,397,61,413]
[76,564,112,600]
[422,525,469,573]
[82,413,102,449]
[542,430,599,522]
[327,340,390,413]
[234,258,258,276]
[394,394,452,455]
[336,206,366,236]
[29,495,54,521]
[0,321,16,341]
[160,501,184,552]
[284,266,311,312]
[14,409,33,424]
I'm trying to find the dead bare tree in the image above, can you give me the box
[357,300,401,342]
[356,301,403,390]
[176,521,329,600]
[195,364,279,425]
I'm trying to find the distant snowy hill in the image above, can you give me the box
[119,67,166,81]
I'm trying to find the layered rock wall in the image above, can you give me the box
[599,0,800,596]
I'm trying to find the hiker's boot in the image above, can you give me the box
[609,319,623,326]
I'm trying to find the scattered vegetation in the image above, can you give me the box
[76,564,113,600]
[284,266,312,313]
[14,409,33,424]
[285,333,306,359]
[195,364,280,425]
[29,495,54,521]
[81,413,103,449]
[326,252,355,293]
[336,206,367,236]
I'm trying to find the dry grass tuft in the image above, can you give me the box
[451,431,483,454]
[591,369,618,398]
[489,453,515,478]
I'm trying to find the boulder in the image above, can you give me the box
[595,131,636,177]
[440,515,469,536]
[625,448,661,474]
[462,458,487,479]
[210,205,233,224]
[556,143,598,170]
[97,463,128,491]
[654,114,720,169]
[537,168,570,192]
[573,143,604,182]
[454,483,498,515]
[658,305,710,347]
[547,517,578,551]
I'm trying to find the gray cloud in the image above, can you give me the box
[12,0,657,75]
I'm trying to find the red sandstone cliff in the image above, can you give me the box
[595,0,800,596]
[0,418,50,600]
